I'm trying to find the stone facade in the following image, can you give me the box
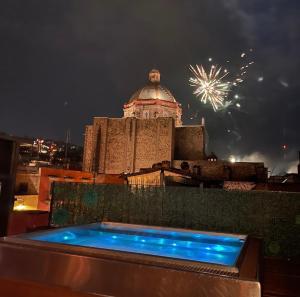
[123,100,182,126]
[82,125,95,172]
[174,126,205,160]
[83,117,181,174]
[172,160,267,182]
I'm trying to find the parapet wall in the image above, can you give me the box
[172,160,267,182]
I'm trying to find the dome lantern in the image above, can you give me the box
[149,69,160,83]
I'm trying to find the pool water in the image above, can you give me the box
[27,223,245,266]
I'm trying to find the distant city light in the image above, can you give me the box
[258,76,264,82]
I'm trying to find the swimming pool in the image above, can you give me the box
[0,223,261,297]
[26,222,246,267]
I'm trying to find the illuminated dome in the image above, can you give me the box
[129,85,177,103]
[123,69,182,126]
[128,69,177,103]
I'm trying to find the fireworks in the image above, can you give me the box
[279,80,289,88]
[189,49,255,113]
[189,64,231,112]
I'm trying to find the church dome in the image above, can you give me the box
[123,69,182,126]
[128,69,177,103]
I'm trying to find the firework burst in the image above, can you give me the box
[189,64,231,111]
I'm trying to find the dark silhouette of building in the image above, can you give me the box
[0,135,18,236]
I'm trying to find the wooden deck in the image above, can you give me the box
[263,258,300,297]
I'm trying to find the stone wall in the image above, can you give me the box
[105,119,127,174]
[82,125,95,172]
[172,160,267,182]
[83,117,175,175]
[229,162,267,182]
[200,162,227,179]
[172,160,226,179]
[174,126,205,160]
[135,118,174,171]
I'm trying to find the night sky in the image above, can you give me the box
[1,1,299,173]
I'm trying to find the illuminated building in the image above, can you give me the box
[83,68,268,187]
[83,69,205,174]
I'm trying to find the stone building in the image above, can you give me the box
[125,161,267,188]
[83,69,206,174]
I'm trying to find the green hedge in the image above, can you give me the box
[50,183,300,258]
